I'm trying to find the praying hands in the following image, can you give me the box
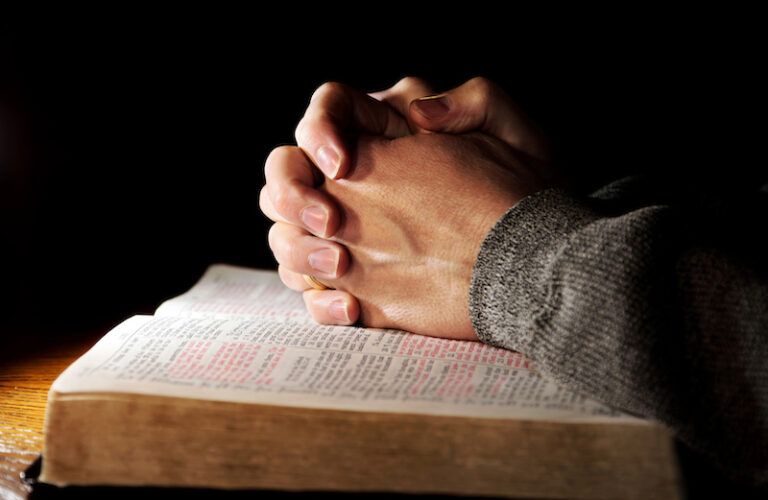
[260,77,556,339]
[260,77,768,484]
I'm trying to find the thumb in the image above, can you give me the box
[408,77,551,161]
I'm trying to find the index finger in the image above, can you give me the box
[264,145,341,238]
[295,82,410,180]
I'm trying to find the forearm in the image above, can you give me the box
[470,188,768,483]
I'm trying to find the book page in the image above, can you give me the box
[155,264,311,323]
[53,315,641,423]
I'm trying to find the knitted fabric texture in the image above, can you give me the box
[470,183,768,484]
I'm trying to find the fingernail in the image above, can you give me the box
[316,145,340,178]
[413,95,450,119]
[308,248,338,277]
[328,299,350,323]
[300,205,327,236]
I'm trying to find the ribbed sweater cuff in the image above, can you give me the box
[469,188,601,350]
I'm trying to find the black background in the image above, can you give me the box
[1,11,764,335]
[2,10,766,498]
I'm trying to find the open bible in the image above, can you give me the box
[40,264,681,499]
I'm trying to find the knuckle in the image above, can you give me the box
[264,145,295,177]
[394,76,426,91]
[287,235,308,269]
[277,265,288,283]
[270,184,295,216]
[294,114,321,148]
[277,265,296,289]
[269,225,300,267]
[310,81,346,103]
[258,186,270,213]
[267,224,280,252]
[294,118,306,143]
[467,76,498,99]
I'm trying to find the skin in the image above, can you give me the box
[260,77,556,339]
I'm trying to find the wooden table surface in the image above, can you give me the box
[0,333,98,500]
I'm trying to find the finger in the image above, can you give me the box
[264,145,340,238]
[369,76,435,124]
[268,222,350,280]
[259,186,287,223]
[408,76,551,161]
[295,81,411,179]
[277,265,310,292]
[303,289,360,325]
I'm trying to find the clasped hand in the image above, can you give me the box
[260,77,556,340]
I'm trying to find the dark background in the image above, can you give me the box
[1,11,766,498]
[1,12,764,336]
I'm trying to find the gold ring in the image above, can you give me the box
[303,274,330,291]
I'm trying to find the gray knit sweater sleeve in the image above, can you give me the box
[469,185,768,484]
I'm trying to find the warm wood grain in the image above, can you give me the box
[0,335,97,500]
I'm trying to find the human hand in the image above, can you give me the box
[260,77,556,335]
[261,78,553,241]
[295,76,553,180]
[264,131,552,339]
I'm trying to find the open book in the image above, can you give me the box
[41,264,681,499]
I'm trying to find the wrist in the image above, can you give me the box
[468,189,602,349]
